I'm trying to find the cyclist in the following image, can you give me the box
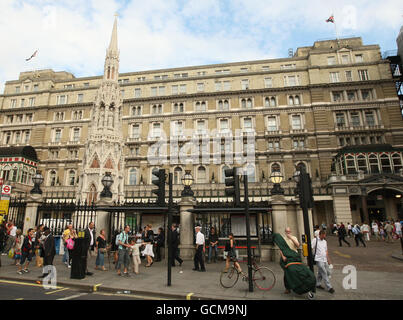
[223,233,244,276]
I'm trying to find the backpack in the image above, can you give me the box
[66,238,74,250]
[116,232,128,246]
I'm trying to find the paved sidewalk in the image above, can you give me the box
[1,253,403,300]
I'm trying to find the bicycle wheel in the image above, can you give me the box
[220,267,239,288]
[253,266,276,291]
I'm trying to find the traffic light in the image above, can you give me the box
[224,167,241,207]
[298,171,314,209]
[152,168,166,206]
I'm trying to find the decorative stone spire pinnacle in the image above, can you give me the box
[104,14,119,81]
[108,14,119,55]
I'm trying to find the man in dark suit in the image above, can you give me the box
[83,221,96,276]
[39,227,56,278]
[169,224,183,267]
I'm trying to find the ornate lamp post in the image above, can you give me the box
[270,171,284,195]
[181,170,194,197]
[100,172,114,198]
[30,172,44,195]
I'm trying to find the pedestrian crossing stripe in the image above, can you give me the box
[333,250,351,258]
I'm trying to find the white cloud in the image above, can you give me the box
[0,0,402,92]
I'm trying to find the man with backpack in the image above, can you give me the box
[116,225,131,277]
[352,224,366,247]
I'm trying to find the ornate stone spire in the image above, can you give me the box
[78,15,125,203]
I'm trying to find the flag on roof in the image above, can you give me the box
[26,50,38,61]
[326,15,335,23]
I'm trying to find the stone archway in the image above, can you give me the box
[366,188,402,222]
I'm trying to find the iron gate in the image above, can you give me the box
[7,196,27,231]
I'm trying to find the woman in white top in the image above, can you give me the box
[129,237,142,274]
[142,224,154,267]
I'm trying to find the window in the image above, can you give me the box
[330,72,340,83]
[55,112,64,121]
[361,89,372,100]
[77,94,83,103]
[179,84,186,94]
[271,163,281,173]
[72,128,80,142]
[291,115,302,130]
[57,95,67,105]
[293,139,305,150]
[350,112,361,127]
[159,86,166,96]
[152,123,161,138]
[10,99,16,108]
[241,79,249,90]
[289,96,294,105]
[129,168,137,185]
[196,120,206,133]
[15,131,21,144]
[285,75,297,86]
[5,132,11,144]
[197,166,207,183]
[333,91,343,102]
[174,167,183,185]
[152,104,163,114]
[28,97,35,107]
[20,99,25,108]
[172,85,178,95]
[345,71,353,82]
[197,71,207,76]
[264,78,272,88]
[240,68,248,73]
[346,156,356,174]
[131,124,140,138]
[336,113,346,127]
[195,101,207,112]
[267,117,277,131]
[262,66,270,71]
[15,86,20,93]
[220,119,229,131]
[243,118,253,131]
[151,87,157,96]
[6,115,13,123]
[223,81,231,91]
[173,103,184,113]
[172,121,183,136]
[327,56,336,65]
[347,91,357,101]
[135,88,141,97]
[365,111,375,126]
[68,170,76,186]
[358,70,369,81]
[218,99,229,110]
[241,98,252,109]
[357,155,367,173]
[215,82,222,91]
[392,153,402,173]
[83,82,89,87]
[24,85,30,92]
[49,170,57,186]
[245,165,255,182]
[281,64,296,70]
[369,155,379,173]
[54,129,62,142]
[197,83,205,92]
[355,54,363,63]
[120,90,125,98]
[64,84,74,89]
[342,55,350,64]
[380,154,391,173]
[294,95,300,105]
[26,114,33,122]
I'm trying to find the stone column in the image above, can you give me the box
[179,196,196,260]
[361,189,369,224]
[333,195,353,224]
[23,194,43,234]
[271,194,288,262]
[96,197,113,240]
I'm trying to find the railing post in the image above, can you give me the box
[23,193,44,235]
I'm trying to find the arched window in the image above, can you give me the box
[294,95,300,105]
[152,105,157,114]
[131,106,136,116]
[392,153,402,173]
[49,170,57,186]
[271,163,281,173]
[2,166,10,181]
[265,97,270,107]
[289,96,294,105]
[345,156,356,174]
[369,154,379,173]
[247,98,252,108]
[224,100,229,110]
[107,67,110,79]
[241,99,246,108]
[296,162,306,172]
[380,154,391,173]
[129,168,137,185]
[21,168,28,184]
[197,166,207,183]
[88,184,97,205]
[221,165,230,183]
[357,155,367,174]
[201,101,206,111]
[68,170,76,186]
[218,100,223,110]
[174,167,182,185]
[11,167,18,182]
[270,97,276,107]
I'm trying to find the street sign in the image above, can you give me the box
[1,185,11,196]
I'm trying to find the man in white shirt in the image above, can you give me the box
[371,221,380,241]
[395,221,402,237]
[312,230,334,294]
[193,226,206,272]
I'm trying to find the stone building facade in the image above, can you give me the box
[1,18,403,231]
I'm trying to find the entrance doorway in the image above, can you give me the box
[368,208,385,222]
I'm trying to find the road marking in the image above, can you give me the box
[93,292,170,300]
[57,293,88,300]
[45,287,70,295]
[333,250,351,258]
[0,279,62,289]
[186,293,194,300]
[15,298,24,300]
[93,283,103,292]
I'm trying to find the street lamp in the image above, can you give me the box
[181,170,194,197]
[270,171,284,195]
[30,172,44,195]
[100,172,114,198]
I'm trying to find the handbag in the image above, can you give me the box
[8,248,14,259]
[66,238,75,250]
[99,248,107,253]
[313,237,318,265]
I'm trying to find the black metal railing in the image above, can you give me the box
[7,195,27,231]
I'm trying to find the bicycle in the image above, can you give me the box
[219,256,276,291]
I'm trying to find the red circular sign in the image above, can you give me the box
[2,186,11,194]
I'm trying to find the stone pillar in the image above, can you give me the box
[271,194,288,262]
[333,195,353,224]
[179,196,196,260]
[23,194,43,234]
[361,190,369,224]
[96,197,113,240]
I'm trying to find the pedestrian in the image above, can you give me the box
[17,228,34,274]
[128,236,142,275]
[207,226,219,263]
[311,230,335,294]
[95,229,108,271]
[154,227,164,262]
[347,222,353,238]
[337,223,351,247]
[0,222,7,254]
[13,229,23,266]
[394,220,402,238]
[2,220,17,254]
[361,223,370,241]
[379,225,386,241]
[314,225,320,238]
[39,227,56,279]
[142,224,154,267]
[116,225,131,276]
[84,221,96,276]
[223,233,244,275]
[111,229,119,268]
[371,221,380,241]
[352,224,366,247]
[34,224,44,267]
[169,223,183,267]
[62,224,72,267]
[384,221,394,243]
[193,226,206,272]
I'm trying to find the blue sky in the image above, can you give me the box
[0,0,402,91]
